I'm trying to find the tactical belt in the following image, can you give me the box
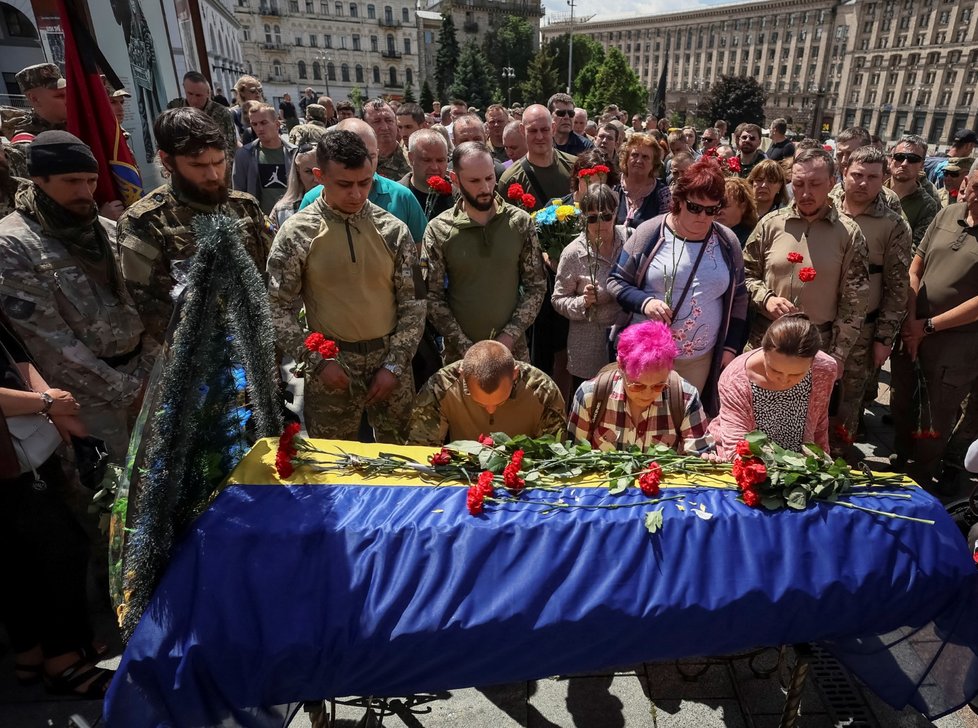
[101,341,142,368]
[334,337,386,354]
[865,309,880,324]
[868,263,884,274]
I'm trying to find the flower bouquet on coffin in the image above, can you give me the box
[535,200,582,265]
[732,431,933,523]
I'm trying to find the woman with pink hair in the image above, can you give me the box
[566,321,714,453]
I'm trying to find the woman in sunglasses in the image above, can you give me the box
[709,313,836,459]
[608,157,748,417]
[566,320,714,454]
[269,143,319,230]
[552,184,627,391]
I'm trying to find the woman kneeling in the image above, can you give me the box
[567,321,714,454]
[709,313,837,459]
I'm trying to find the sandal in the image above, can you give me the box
[14,662,43,686]
[45,657,114,699]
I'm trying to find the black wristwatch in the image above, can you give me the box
[38,391,54,415]
[923,318,936,335]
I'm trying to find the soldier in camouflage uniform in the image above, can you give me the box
[423,142,547,365]
[0,142,26,219]
[743,147,869,376]
[828,146,912,448]
[363,99,411,181]
[0,132,148,461]
[408,340,566,445]
[115,108,273,345]
[267,130,425,442]
[288,104,329,147]
[165,71,238,155]
[1,63,68,179]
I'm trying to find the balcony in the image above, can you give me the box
[378,17,402,28]
[463,20,479,33]
[382,49,402,59]
[266,74,294,83]
[261,41,287,50]
[258,4,282,15]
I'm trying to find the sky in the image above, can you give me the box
[542,0,735,24]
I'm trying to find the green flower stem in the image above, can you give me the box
[844,491,914,500]
[491,494,686,511]
[827,499,936,525]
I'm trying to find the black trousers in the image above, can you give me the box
[0,455,94,657]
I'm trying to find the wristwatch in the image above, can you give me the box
[382,363,402,378]
[38,391,54,415]
[923,318,936,335]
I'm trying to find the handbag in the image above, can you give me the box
[6,413,62,475]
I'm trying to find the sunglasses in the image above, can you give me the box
[892,153,923,164]
[702,137,716,143]
[622,374,666,393]
[585,212,615,223]
[945,169,963,177]
[553,109,575,117]
[685,199,723,216]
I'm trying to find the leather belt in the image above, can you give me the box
[334,337,386,354]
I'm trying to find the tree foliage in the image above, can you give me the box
[582,48,648,118]
[448,42,499,111]
[402,82,416,103]
[420,79,434,112]
[483,16,535,91]
[698,75,767,132]
[435,13,460,100]
[547,34,605,101]
[519,46,561,109]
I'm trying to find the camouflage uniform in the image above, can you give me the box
[288,120,328,147]
[0,175,25,219]
[3,64,67,176]
[0,198,148,461]
[376,145,411,181]
[828,186,912,444]
[423,196,547,364]
[115,184,274,344]
[267,196,425,442]
[408,360,567,446]
[885,179,941,252]
[743,201,869,370]
[830,181,904,217]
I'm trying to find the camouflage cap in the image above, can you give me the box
[16,63,66,92]
[945,157,974,173]
[306,103,327,121]
[110,88,131,98]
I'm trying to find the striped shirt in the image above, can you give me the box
[566,370,714,453]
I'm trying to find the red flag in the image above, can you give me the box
[57,0,143,207]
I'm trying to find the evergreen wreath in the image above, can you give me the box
[114,214,282,641]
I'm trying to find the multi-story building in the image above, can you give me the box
[233,0,420,106]
[542,0,978,147]
[199,0,247,98]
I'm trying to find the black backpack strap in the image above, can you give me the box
[667,370,686,454]
[519,157,549,205]
[586,364,619,444]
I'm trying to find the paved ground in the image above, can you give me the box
[3,367,978,728]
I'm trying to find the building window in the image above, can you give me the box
[371,35,378,51]
[384,5,393,23]
[242,27,250,41]
[309,34,316,46]
[298,60,307,78]
[373,65,380,83]
[402,6,409,22]
[321,1,328,12]
[295,35,303,45]
[264,24,271,42]
[403,37,410,54]
[327,61,336,80]
[406,67,413,86]
[386,33,395,52]
[290,0,299,11]
[335,1,342,14]
[350,3,357,17]
[313,61,321,79]
[388,66,397,86]
[353,34,360,50]
[355,64,364,82]
[305,0,314,10]
[274,24,281,42]
[367,4,375,18]
[273,61,282,77]
[341,63,350,81]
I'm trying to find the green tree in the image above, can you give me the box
[448,42,499,112]
[698,75,767,132]
[435,13,460,100]
[420,79,435,111]
[547,34,605,101]
[349,86,364,112]
[519,46,561,108]
[583,48,648,119]
[402,82,416,103]
[483,16,535,88]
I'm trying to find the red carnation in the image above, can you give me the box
[746,460,767,485]
[477,470,495,494]
[787,252,804,264]
[742,487,761,508]
[429,448,452,466]
[735,440,753,457]
[521,193,536,208]
[305,332,326,352]
[726,157,742,173]
[503,449,526,492]
[798,267,817,283]
[950,189,959,201]
[507,183,525,200]
[467,484,487,515]
[593,164,610,175]
[834,424,855,446]
[427,176,451,195]
[638,462,663,497]
[478,434,494,447]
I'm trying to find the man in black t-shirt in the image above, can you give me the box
[279,93,300,131]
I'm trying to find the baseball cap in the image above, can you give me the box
[16,63,66,92]
[953,129,978,145]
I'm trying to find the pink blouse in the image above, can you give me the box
[708,349,838,460]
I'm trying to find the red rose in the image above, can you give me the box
[477,434,494,447]
[798,267,817,283]
[638,462,663,497]
[787,252,804,264]
[466,484,487,515]
[507,183,525,200]
[742,487,761,508]
[521,193,536,208]
[735,440,753,457]
[305,332,326,352]
[429,448,452,466]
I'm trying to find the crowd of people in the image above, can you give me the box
[1,59,977,700]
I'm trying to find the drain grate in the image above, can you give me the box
[805,645,879,728]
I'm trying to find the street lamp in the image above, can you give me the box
[566,0,576,95]
[317,50,331,98]
[502,66,515,107]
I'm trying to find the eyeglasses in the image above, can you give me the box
[553,109,575,118]
[945,169,963,177]
[621,373,666,392]
[892,153,923,164]
[585,212,615,223]
[702,137,716,143]
[684,199,723,216]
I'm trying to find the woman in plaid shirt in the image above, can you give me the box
[566,321,714,454]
